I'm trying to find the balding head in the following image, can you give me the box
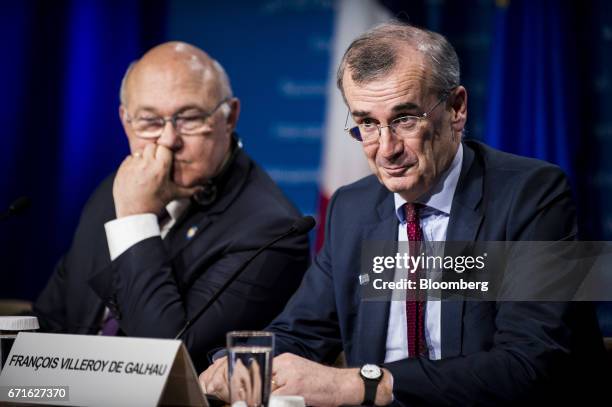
[119,41,232,107]
[118,41,241,188]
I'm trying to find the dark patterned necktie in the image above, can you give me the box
[405,203,427,357]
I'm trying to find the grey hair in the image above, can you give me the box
[119,61,137,105]
[119,57,234,113]
[212,59,233,118]
[336,21,460,98]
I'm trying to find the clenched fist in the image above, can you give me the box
[113,143,202,218]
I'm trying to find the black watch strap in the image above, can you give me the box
[360,364,383,406]
[363,378,378,406]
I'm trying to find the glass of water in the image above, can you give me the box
[227,331,274,407]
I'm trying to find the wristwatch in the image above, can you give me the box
[360,364,383,405]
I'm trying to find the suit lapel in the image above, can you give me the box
[166,148,251,262]
[355,191,397,364]
[165,208,213,259]
[442,141,484,358]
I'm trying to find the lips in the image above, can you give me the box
[382,163,415,176]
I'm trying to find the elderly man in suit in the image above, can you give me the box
[33,42,309,372]
[201,22,607,406]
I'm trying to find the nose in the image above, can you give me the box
[377,126,403,160]
[156,120,183,151]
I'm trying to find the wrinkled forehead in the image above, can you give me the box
[343,52,432,112]
[135,60,216,89]
[125,59,221,110]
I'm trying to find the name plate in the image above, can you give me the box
[0,332,207,406]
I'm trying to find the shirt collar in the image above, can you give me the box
[165,199,191,223]
[394,143,463,223]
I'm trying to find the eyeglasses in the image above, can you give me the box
[344,94,449,143]
[125,97,231,139]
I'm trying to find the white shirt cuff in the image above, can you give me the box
[105,214,160,261]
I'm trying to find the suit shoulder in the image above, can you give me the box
[466,140,567,182]
[66,173,118,240]
[330,175,387,210]
[226,154,309,246]
[239,154,303,220]
[336,175,384,196]
[336,174,381,194]
[80,173,116,215]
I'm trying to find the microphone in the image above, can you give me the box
[289,215,316,235]
[0,196,31,221]
[174,216,315,340]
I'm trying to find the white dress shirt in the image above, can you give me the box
[384,144,463,362]
[104,199,190,261]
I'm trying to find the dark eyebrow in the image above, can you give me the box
[391,102,420,112]
[351,101,421,118]
[351,110,370,118]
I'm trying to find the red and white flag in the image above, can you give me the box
[316,0,393,249]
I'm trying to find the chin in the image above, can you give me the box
[383,177,423,198]
[382,175,412,191]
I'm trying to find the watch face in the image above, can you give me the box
[361,364,382,380]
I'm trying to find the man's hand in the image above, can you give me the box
[199,356,230,402]
[113,144,201,218]
[199,353,394,406]
[272,353,393,407]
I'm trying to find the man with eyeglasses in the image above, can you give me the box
[201,22,607,406]
[32,42,309,372]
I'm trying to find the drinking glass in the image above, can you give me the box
[227,331,274,407]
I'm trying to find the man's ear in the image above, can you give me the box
[449,86,467,133]
[119,105,130,138]
[226,98,241,133]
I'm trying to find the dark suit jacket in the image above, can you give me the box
[267,140,608,406]
[33,147,310,372]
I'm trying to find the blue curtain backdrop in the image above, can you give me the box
[482,0,611,334]
[485,0,576,181]
[0,0,167,299]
